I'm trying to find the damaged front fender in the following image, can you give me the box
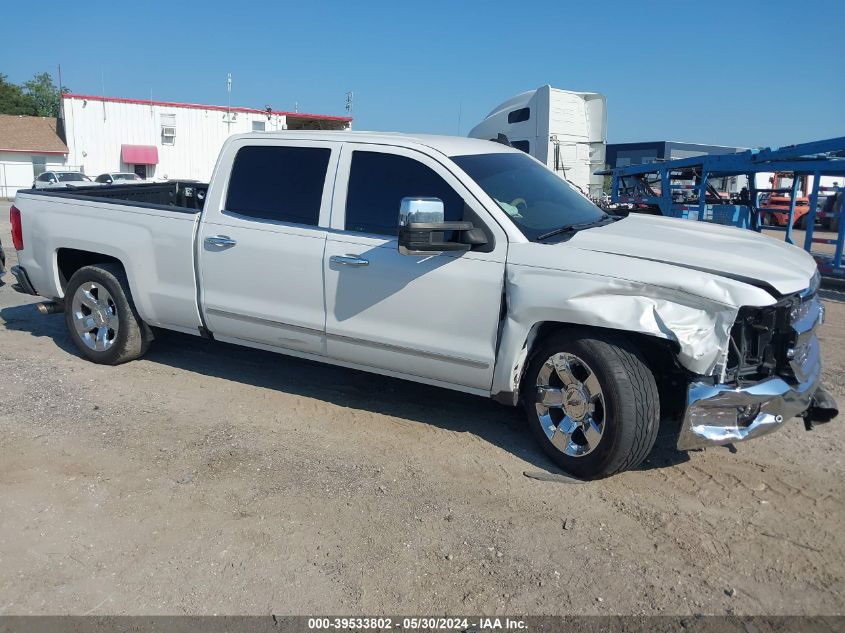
[491,249,778,403]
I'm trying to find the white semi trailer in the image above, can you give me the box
[468,85,607,199]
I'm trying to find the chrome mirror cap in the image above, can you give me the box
[399,197,445,227]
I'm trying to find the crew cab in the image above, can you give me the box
[8,132,837,478]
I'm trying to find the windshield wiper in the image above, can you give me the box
[536,215,613,241]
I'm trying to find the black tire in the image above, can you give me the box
[795,214,807,230]
[522,329,659,479]
[64,264,153,365]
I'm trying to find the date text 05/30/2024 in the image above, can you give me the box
[307,617,527,630]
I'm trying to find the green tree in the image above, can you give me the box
[22,72,66,117]
[0,73,36,115]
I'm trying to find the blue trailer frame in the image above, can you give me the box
[597,136,845,278]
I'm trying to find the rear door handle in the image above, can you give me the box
[330,254,369,267]
[205,235,237,248]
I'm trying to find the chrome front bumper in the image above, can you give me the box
[677,336,821,450]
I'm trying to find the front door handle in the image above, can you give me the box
[330,254,369,267]
[205,235,237,248]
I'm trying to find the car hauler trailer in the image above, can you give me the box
[598,136,845,279]
[468,85,607,200]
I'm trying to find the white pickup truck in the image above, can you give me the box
[8,132,837,478]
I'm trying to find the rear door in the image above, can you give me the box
[198,139,340,354]
[323,145,507,392]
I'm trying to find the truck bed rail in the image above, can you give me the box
[25,181,208,214]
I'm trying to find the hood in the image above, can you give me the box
[564,214,816,296]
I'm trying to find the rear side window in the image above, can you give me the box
[226,145,330,225]
[345,151,464,236]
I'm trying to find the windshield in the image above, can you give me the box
[56,172,86,182]
[451,152,606,241]
[114,173,139,180]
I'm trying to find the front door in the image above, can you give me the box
[198,139,340,354]
[133,164,147,179]
[323,145,507,391]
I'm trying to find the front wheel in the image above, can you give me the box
[522,329,660,479]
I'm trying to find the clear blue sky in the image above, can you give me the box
[2,0,843,147]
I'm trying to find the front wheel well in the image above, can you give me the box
[56,249,123,292]
[520,322,688,424]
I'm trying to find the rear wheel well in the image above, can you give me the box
[522,322,688,425]
[57,249,123,292]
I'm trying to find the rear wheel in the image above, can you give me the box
[522,329,659,479]
[64,264,152,364]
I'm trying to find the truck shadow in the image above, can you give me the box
[1,302,692,477]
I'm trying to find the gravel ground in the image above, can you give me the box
[0,208,843,616]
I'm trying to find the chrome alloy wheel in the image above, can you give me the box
[71,282,119,352]
[535,352,606,457]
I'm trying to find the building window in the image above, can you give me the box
[252,120,266,132]
[225,145,331,226]
[160,113,176,146]
[507,107,530,124]
[32,156,47,177]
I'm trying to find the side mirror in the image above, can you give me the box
[398,197,486,255]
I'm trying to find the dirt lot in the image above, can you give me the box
[0,207,843,616]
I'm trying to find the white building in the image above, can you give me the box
[62,93,352,181]
[0,114,69,197]
[468,85,607,198]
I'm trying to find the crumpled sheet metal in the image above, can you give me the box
[491,253,777,400]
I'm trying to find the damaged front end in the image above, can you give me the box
[677,277,837,450]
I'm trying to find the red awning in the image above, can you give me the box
[121,144,159,164]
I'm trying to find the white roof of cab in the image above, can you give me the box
[228,130,521,157]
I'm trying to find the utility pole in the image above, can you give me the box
[346,91,354,117]
[226,72,232,131]
[57,64,65,120]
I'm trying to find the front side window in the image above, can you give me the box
[226,145,330,225]
[95,175,109,183]
[345,151,464,236]
[452,152,606,241]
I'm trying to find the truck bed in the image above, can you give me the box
[26,180,208,213]
[13,185,204,335]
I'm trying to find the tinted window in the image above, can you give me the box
[226,145,330,225]
[57,172,85,182]
[345,151,464,235]
[507,107,530,124]
[511,140,530,153]
[95,175,109,183]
